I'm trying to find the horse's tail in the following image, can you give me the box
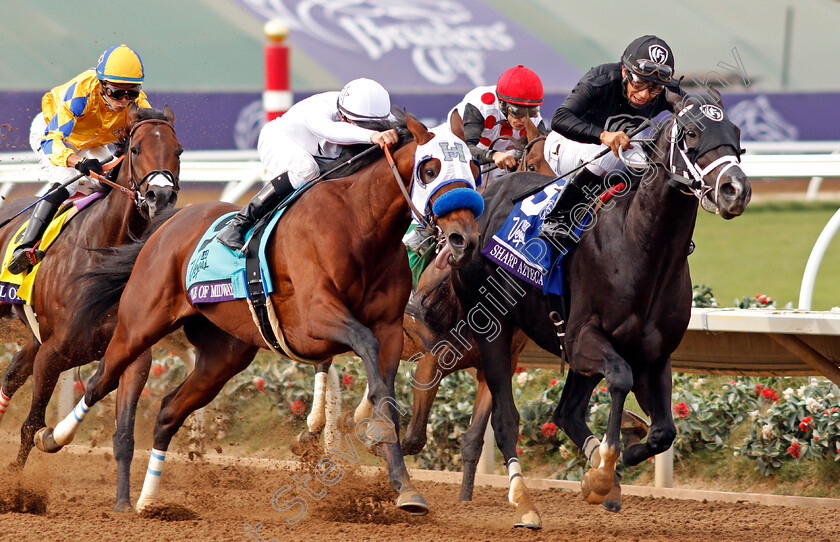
[416,269,469,350]
[68,208,180,338]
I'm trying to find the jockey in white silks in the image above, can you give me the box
[216,78,399,252]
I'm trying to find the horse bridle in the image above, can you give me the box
[657,114,742,214]
[93,118,180,216]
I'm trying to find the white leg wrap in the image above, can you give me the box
[53,398,90,446]
[583,435,602,468]
[136,448,166,511]
[353,385,372,424]
[323,365,342,451]
[0,389,10,423]
[306,371,328,433]
[507,458,523,504]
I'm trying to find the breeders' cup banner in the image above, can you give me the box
[1,91,837,153]
[234,0,581,90]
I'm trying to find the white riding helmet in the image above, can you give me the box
[337,78,391,121]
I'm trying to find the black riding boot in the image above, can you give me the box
[7,187,67,274]
[543,168,603,243]
[216,173,295,252]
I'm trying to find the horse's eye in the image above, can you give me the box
[528,164,535,172]
[130,146,140,155]
[686,131,697,138]
[176,149,184,157]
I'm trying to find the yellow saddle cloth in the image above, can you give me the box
[0,204,80,305]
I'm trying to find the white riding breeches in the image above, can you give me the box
[257,121,321,189]
[29,113,109,196]
[543,131,648,178]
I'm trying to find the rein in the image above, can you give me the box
[384,145,435,232]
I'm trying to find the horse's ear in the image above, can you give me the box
[163,104,175,125]
[665,88,683,112]
[127,102,140,125]
[449,110,466,142]
[407,114,433,145]
[707,86,723,108]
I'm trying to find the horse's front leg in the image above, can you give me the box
[570,324,633,508]
[112,349,152,512]
[623,356,676,466]
[371,320,428,515]
[478,330,541,530]
[15,344,63,469]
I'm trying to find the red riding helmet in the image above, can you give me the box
[496,65,543,106]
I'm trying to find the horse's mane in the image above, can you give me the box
[67,207,181,339]
[322,109,414,179]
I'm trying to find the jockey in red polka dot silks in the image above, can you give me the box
[447,65,547,183]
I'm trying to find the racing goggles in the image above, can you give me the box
[104,86,141,100]
[630,59,673,83]
[628,73,664,95]
[503,103,540,119]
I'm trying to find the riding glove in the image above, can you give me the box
[74,157,104,176]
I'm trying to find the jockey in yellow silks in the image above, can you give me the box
[8,44,151,275]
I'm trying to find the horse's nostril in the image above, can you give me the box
[448,233,466,249]
[146,192,156,203]
[168,192,178,206]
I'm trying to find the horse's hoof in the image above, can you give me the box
[114,500,134,513]
[601,473,622,512]
[337,411,356,434]
[621,410,650,447]
[513,505,542,530]
[290,431,322,457]
[359,419,398,445]
[396,491,429,516]
[34,427,63,453]
[581,470,609,505]
[602,498,622,512]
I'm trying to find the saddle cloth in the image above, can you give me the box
[481,180,626,296]
[0,192,105,305]
[185,209,284,304]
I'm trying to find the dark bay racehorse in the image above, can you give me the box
[415,91,751,527]
[0,105,181,511]
[40,113,482,515]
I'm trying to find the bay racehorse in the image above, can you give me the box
[0,104,181,511]
[40,113,482,515]
[415,91,751,527]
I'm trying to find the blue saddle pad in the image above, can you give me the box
[481,181,570,296]
[186,209,285,304]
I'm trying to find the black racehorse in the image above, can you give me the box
[416,90,751,528]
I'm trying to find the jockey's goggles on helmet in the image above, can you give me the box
[628,74,664,95]
[104,86,141,100]
[503,102,540,119]
[628,59,673,84]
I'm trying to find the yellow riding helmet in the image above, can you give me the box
[96,44,144,84]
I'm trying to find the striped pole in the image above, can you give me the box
[264,18,292,122]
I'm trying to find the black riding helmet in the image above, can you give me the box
[622,35,675,87]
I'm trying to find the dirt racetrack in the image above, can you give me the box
[1,437,838,542]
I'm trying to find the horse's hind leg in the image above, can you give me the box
[459,369,492,501]
[112,349,152,512]
[622,357,676,467]
[291,361,337,456]
[0,338,40,426]
[135,330,257,510]
[402,351,445,456]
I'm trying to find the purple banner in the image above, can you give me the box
[2,91,839,153]
[482,236,545,290]
[234,0,581,91]
[0,282,23,305]
[188,280,236,304]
